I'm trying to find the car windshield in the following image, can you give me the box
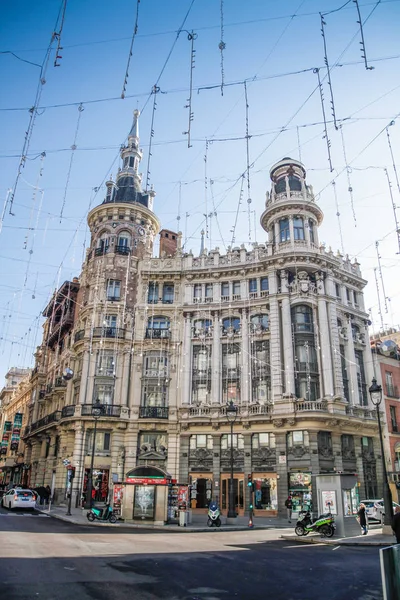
[16,490,33,497]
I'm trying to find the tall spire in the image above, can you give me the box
[129,109,140,145]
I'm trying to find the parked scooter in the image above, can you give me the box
[207,501,221,527]
[295,510,335,537]
[87,503,117,523]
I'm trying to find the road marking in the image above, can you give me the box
[332,546,341,550]
[284,544,325,548]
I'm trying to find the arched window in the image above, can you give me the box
[193,319,212,337]
[279,218,290,242]
[351,324,360,342]
[288,175,302,191]
[97,231,109,254]
[116,231,131,254]
[146,316,170,339]
[293,217,305,240]
[250,314,269,332]
[291,305,313,333]
[222,317,240,334]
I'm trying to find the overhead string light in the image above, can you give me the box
[145,85,160,192]
[219,0,226,96]
[183,31,197,148]
[375,241,388,314]
[319,13,338,130]
[332,181,345,255]
[353,0,374,71]
[339,124,356,225]
[374,267,384,331]
[59,103,84,221]
[383,167,400,254]
[244,81,252,242]
[204,140,209,239]
[230,175,245,246]
[23,151,46,250]
[121,0,141,99]
[385,121,400,195]
[53,0,68,67]
[314,68,334,172]
[177,181,182,233]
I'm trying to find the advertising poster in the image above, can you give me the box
[133,485,155,520]
[321,490,337,514]
[1,421,12,455]
[113,484,123,517]
[10,413,23,450]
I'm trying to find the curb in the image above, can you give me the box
[280,534,394,547]
[37,509,284,532]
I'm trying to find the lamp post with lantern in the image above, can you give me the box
[368,377,393,528]
[84,399,104,510]
[226,400,238,519]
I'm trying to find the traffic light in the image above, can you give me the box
[247,474,254,493]
[67,466,76,482]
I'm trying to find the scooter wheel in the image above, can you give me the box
[295,525,305,537]
[207,518,213,528]
[87,512,95,522]
[216,518,221,528]
[320,525,334,538]
[109,514,117,524]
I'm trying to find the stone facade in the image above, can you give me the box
[19,116,381,515]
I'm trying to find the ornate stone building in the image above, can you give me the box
[22,113,381,515]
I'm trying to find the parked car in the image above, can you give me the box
[2,488,37,510]
[360,499,400,522]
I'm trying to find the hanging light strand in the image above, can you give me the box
[339,124,356,225]
[121,0,141,98]
[145,85,160,192]
[244,81,252,242]
[314,67,334,172]
[183,31,197,148]
[219,0,226,95]
[60,103,84,221]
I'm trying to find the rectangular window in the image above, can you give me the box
[287,430,309,447]
[390,406,398,432]
[335,283,340,298]
[279,218,290,242]
[293,217,305,240]
[232,281,241,296]
[190,434,213,449]
[355,350,367,406]
[222,380,240,403]
[221,434,244,449]
[309,219,315,244]
[193,283,202,299]
[148,282,159,304]
[93,383,114,405]
[104,315,117,329]
[143,353,168,377]
[221,282,229,297]
[260,277,269,292]
[353,291,358,306]
[96,352,115,376]
[346,288,351,303]
[340,345,350,402]
[86,431,111,453]
[106,280,121,301]
[386,372,396,398]
[162,283,174,304]
[222,344,240,375]
[142,383,168,407]
[293,431,304,444]
[252,433,276,448]
[205,283,213,298]
[249,279,257,293]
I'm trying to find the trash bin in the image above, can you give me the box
[179,510,188,527]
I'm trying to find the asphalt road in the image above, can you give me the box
[0,504,384,600]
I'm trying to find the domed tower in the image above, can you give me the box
[260,157,323,250]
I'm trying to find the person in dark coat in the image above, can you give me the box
[392,506,400,543]
[357,503,368,535]
[285,495,293,523]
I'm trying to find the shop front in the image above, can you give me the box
[190,473,213,511]
[82,467,110,505]
[122,466,171,525]
[220,473,245,516]
[252,472,278,516]
[289,471,312,513]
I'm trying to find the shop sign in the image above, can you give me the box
[113,484,123,516]
[278,455,287,464]
[10,413,23,450]
[126,476,168,485]
[321,490,337,515]
[1,421,12,455]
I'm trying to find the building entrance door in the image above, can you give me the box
[220,474,244,515]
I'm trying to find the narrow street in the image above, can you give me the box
[0,506,383,600]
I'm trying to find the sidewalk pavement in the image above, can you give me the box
[36,504,294,532]
[280,530,397,547]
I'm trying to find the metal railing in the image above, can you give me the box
[61,405,76,418]
[145,329,171,339]
[74,329,85,342]
[139,406,169,419]
[55,377,67,388]
[115,245,131,255]
[92,327,125,339]
[30,410,61,432]
[94,247,108,256]
[81,404,122,417]
[387,384,399,399]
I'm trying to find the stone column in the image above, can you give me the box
[119,350,131,406]
[308,431,321,513]
[326,277,343,396]
[212,434,221,502]
[281,270,295,395]
[269,272,283,399]
[78,348,91,405]
[316,273,334,397]
[363,323,376,404]
[182,315,192,404]
[71,424,85,506]
[345,317,359,405]
[274,221,280,245]
[179,435,190,484]
[167,430,179,480]
[111,428,124,483]
[240,310,250,405]
[288,216,294,245]
[211,313,221,404]
[332,433,343,472]
[275,432,288,517]
[124,427,139,475]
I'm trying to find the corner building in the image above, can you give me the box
[24,113,381,516]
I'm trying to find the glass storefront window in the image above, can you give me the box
[343,486,359,516]
[289,472,312,512]
[253,476,277,510]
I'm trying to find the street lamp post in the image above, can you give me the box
[84,400,104,510]
[226,400,238,519]
[368,377,393,528]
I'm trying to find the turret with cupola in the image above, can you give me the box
[260,157,323,250]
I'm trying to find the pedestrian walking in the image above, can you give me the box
[357,503,368,535]
[392,506,400,543]
[285,495,293,523]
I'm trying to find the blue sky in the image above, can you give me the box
[0,0,400,381]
